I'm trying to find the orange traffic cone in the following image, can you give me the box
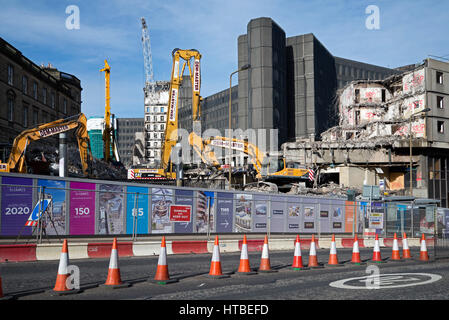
[0,274,12,300]
[350,235,363,264]
[402,233,412,259]
[259,235,277,273]
[104,238,130,288]
[371,234,383,263]
[237,235,256,275]
[327,234,342,266]
[208,236,229,278]
[391,233,401,261]
[292,235,306,270]
[152,236,178,284]
[419,234,429,261]
[307,235,321,268]
[53,240,72,292]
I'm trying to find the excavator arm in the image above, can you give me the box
[160,48,202,174]
[2,113,92,176]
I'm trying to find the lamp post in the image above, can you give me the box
[409,107,431,196]
[228,64,250,190]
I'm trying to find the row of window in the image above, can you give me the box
[6,97,71,126]
[145,123,165,131]
[7,64,71,111]
[145,106,165,113]
[336,63,391,80]
[145,115,165,122]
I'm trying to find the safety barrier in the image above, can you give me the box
[0,236,430,262]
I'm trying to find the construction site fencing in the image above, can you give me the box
[0,173,447,248]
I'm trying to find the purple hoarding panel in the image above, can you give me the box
[317,199,331,233]
[302,198,317,233]
[216,192,233,233]
[253,194,268,232]
[174,189,193,233]
[271,196,287,232]
[331,200,345,233]
[1,177,33,236]
[287,198,301,233]
[69,181,95,235]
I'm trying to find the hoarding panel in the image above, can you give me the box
[151,188,173,234]
[37,179,67,235]
[69,181,95,235]
[173,189,193,233]
[1,177,33,236]
[126,186,149,235]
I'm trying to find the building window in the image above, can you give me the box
[381,89,386,103]
[33,82,38,99]
[33,109,38,125]
[43,88,47,105]
[23,104,28,127]
[7,64,14,85]
[437,121,444,133]
[51,92,55,109]
[355,89,360,103]
[22,76,28,94]
[7,97,14,121]
[436,71,444,84]
[437,96,444,109]
[63,98,67,113]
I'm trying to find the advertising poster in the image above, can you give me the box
[1,176,33,236]
[271,196,287,232]
[37,179,66,235]
[234,194,252,233]
[253,195,268,232]
[151,188,173,234]
[344,201,356,233]
[126,186,149,235]
[195,191,215,233]
[98,184,124,235]
[216,192,233,233]
[368,202,384,230]
[69,181,95,235]
[174,189,193,233]
[287,198,301,233]
[318,199,331,233]
[331,200,345,233]
[302,199,316,233]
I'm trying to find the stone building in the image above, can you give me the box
[0,37,82,162]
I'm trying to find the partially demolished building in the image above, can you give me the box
[283,58,449,207]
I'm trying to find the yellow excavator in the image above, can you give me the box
[188,132,310,186]
[134,48,202,180]
[0,113,93,176]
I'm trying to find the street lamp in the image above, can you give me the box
[409,107,431,196]
[228,64,250,190]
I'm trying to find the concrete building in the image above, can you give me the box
[0,37,82,161]
[283,58,449,207]
[143,81,169,165]
[116,117,144,168]
[178,17,399,153]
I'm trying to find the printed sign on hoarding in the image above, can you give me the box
[69,182,95,235]
[37,179,66,235]
[271,196,287,232]
[253,195,268,232]
[126,186,149,235]
[287,199,301,232]
[216,192,233,233]
[174,189,193,233]
[151,188,173,234]
[99,184,124,235]
[196,191,214,233]
[1,177,33,236]
[234,194,252,233]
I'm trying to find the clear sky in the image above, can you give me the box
[1,0,448,119]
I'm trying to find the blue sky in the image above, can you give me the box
[1,0,448,119]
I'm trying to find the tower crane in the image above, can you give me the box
[141,17,157,105]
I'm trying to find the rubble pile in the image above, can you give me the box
[288,181,361,198]
[24,139,127,180]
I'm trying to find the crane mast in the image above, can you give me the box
[141,17,157,105]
